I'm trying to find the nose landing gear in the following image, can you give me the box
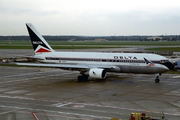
[155,73,161,83]
[155,76,160,83]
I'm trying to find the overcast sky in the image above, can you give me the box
[1,0,180,36]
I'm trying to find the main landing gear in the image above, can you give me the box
[77,75,88,81]
[155,73,161,83]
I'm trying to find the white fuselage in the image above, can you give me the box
[34,51,169,74]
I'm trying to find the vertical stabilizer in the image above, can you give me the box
[26,23,54,53]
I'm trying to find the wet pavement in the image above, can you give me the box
[0,66,180,120]
[0,49,180,119]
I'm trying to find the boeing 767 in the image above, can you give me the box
[16,23,175,83]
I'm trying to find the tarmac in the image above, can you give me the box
[0,49,180,120]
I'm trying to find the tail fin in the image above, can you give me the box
[26,23,54,53]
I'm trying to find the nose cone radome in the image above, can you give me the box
[160,65,169,72]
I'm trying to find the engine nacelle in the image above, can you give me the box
[89,68,106,79]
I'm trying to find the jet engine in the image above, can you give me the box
[88,68,106,79]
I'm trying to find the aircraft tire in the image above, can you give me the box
[155,78,160,83]
[77,75,88,81]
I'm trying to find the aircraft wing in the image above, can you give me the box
[25,56,44,60]
[16,63,117,71]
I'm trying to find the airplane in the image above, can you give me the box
[16,23,175,83]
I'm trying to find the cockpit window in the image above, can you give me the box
[160,60,169,63]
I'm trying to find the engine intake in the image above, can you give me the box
[89,68,106,79]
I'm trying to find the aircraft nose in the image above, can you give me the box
[162,65,169,71]
[155,64,169,73]
[162,62,175,70]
